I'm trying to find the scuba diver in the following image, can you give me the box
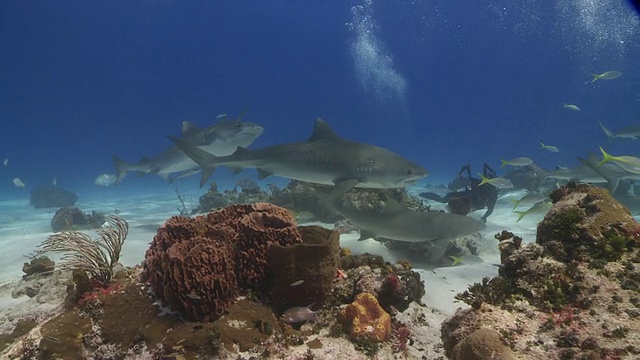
[419,163,498,222]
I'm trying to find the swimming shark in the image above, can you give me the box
[327,197,486,243]
[112,116,264,183]
[169,118,428,197]
[321,194,485,261]
[599,121,640,142]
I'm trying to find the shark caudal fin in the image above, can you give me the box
[168,136,219,188]
[112,155,133,184]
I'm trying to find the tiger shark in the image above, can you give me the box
[112,116,264,183]
[321,193,485,262]
[169,118,427,197]
[599,121,640,142]
[327,197,486,243]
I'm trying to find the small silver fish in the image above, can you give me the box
[562,103,580,111]
[215,113,227,119]
[2,158,7,167]
[540,142,559,153]
[185,293,201,300]
[42,335,61,343]
[290,280,305,287]
[478,175,513,189]
[281,305,318,323]
[12,178,26,188]
[52,177,57,186]
[500,157,533,167]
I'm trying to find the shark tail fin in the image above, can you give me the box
[112,155,132,184]
[168,136,219,188]
[598,121,615,143]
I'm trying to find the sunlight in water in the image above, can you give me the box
[347,0,408,104]
[556,0,640,58]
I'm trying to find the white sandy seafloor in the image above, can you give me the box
[0,180,568,358]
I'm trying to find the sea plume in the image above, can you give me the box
[29,215,128,286]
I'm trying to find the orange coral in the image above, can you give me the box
[338,292,391,342]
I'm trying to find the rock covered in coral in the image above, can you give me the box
[339,292,391,342]
[50,207,106,232]
[30,185,78,209]
[267,180,341,223]
[450,328,514,360]
[538,182,638,263]
[142,202,303,321]
[21,257,55,278]
[198,182,230,211]
[444,183,640,359]
[267,225,340,312]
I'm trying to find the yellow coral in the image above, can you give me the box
[338,292,391,342]
[340,247,352,257]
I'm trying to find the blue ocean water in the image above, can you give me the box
[1,0,639,198]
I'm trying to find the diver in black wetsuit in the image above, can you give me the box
[420,163,498,222]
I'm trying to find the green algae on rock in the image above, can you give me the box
[445,183,640,359]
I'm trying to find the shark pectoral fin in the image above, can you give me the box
[112,155,131,184]
[168,135,219,188]
[199,168,214,188]
[257,168,273,180]
[358,229,376,241]
[330,179,360,199]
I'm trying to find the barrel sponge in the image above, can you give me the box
[142,203,302,322]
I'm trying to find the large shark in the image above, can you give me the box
[170,118,428,196]
[599,121,640,142]
[327,197,486,243]
[112,117,264,183]
[322,194,485,262]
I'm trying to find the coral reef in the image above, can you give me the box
[339,292,392,342]
[21,257,55,279]
[267,180,341,223]
[50,207,105,232]
[32,215,127,287]
[3,202,438,359]
[198,182,230,211]
[443,183,640,359]
[268,225,340,312]
[29,185,77,209]
[142,202,302,321]
[449,328,514,360]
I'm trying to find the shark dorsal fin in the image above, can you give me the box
[181,121,200,136]
[308,118,341,141]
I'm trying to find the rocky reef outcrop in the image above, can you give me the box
[442,182,640,359]
[30,186,77,209]
[50,207,106,232]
